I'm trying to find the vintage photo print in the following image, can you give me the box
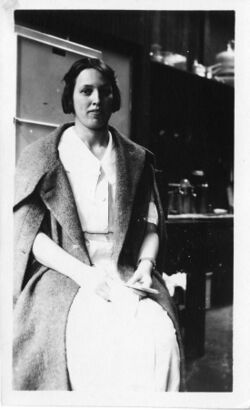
[1,0,250,408]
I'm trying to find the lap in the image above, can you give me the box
[66,287,180,391]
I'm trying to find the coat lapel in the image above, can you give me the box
[111,128,146,262]
[15,122,90,264]
[39,158,91,265]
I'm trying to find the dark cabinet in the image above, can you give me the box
[165,216,233,358]
[149,62,234,212]
[149,61,234,359]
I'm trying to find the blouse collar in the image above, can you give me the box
[58,125,116,187]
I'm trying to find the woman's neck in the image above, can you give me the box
[73,120,109,159]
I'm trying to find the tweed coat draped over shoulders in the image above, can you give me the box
[13,123,185,391]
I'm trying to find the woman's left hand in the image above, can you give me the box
[126,259,153,288]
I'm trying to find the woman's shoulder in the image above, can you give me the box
[17,133,55,167]
[16,124,72,172]
[110,126,155,163]
[14,124,71,207]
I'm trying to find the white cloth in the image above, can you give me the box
[66,286,180,392]
[59,126,180,391]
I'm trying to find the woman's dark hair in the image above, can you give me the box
[62,57,121,114]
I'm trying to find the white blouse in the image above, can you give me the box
[58,125,116,234]
[58,126,158,271]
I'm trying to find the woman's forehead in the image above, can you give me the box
[75,68,110,86]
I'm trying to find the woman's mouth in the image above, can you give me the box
[88,110,102,117]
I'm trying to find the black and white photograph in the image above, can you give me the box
[1,0,250,408]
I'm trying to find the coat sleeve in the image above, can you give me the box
[13,192,46,306]
[13,136,56,304]
[14,148,47,305]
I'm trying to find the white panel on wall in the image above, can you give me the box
[17,36,82,125]
[15,26,102,160]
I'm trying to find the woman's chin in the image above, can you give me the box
[89,121,109,131]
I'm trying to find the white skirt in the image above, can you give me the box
[66,284,180,392]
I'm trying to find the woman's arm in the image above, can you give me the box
[126,186,160,289]
[126,222,159,288]
[137,222,159,265]
[32,232,107,291]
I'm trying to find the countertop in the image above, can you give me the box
[166,213,234,224]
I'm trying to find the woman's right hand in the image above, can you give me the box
[83,265,112,301]
[32,233,112,301]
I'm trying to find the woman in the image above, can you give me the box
[13,57,185,391]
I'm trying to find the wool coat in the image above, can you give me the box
[13,123,185,391]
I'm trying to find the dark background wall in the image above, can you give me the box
[15,10,234,145]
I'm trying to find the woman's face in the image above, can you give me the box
[73,68,114,131]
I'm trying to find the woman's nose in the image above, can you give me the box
[91,89,101,104]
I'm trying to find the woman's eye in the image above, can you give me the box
[79,86,112,97]
[81,88,92,96]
